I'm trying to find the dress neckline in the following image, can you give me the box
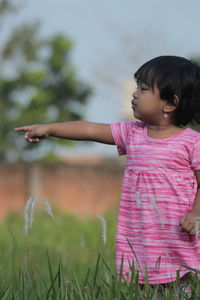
[144,124,190,142]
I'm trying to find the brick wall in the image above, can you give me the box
[0,159,125,219]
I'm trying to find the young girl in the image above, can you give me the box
[15,55,200,295]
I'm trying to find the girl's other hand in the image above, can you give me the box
[14,124,49,143]
[179,211,200,235]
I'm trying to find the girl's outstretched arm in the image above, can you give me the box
[14,121,115,145]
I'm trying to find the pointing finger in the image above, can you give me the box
[15,126,32,132]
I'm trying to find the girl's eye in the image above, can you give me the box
[139,85,148,91]
[136,82,148,90]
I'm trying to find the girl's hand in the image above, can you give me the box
[14,124,49,143]
[179,211,200,235]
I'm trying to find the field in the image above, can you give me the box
[0,206,199,299]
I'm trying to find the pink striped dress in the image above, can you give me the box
[110,120,200,284]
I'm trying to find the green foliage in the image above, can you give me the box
[1,207,117,278]
[0,1,93,162]
[0,209,199,299]
[0,0,18,17]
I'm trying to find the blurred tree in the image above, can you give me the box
[0,0,92,162]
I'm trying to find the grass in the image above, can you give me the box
[0,207,199,299]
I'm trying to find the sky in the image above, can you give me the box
[4,0,200,157]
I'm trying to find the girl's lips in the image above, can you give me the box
[131,100,137,109]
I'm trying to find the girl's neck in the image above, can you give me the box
[147,124,182,132]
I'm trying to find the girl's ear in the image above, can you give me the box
[173,95,180,107]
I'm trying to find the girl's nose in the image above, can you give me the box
[132,90,138,99]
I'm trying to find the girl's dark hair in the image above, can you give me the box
[134,55,200,127]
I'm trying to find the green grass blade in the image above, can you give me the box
[74,273,84,300]
[93,253,100,288]
[46,249,57,299]
[83,268,91,288]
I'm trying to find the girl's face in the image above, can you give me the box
[131,81,174,124]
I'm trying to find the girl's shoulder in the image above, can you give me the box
[178,128,200,153]
[128,121,146,134]
[186,127,200,141]
[117,121,146,136]
[124,120,146,129]
[134,121,146,128]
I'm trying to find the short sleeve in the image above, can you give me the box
[110,121,134,156]
[191,138,200,171]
